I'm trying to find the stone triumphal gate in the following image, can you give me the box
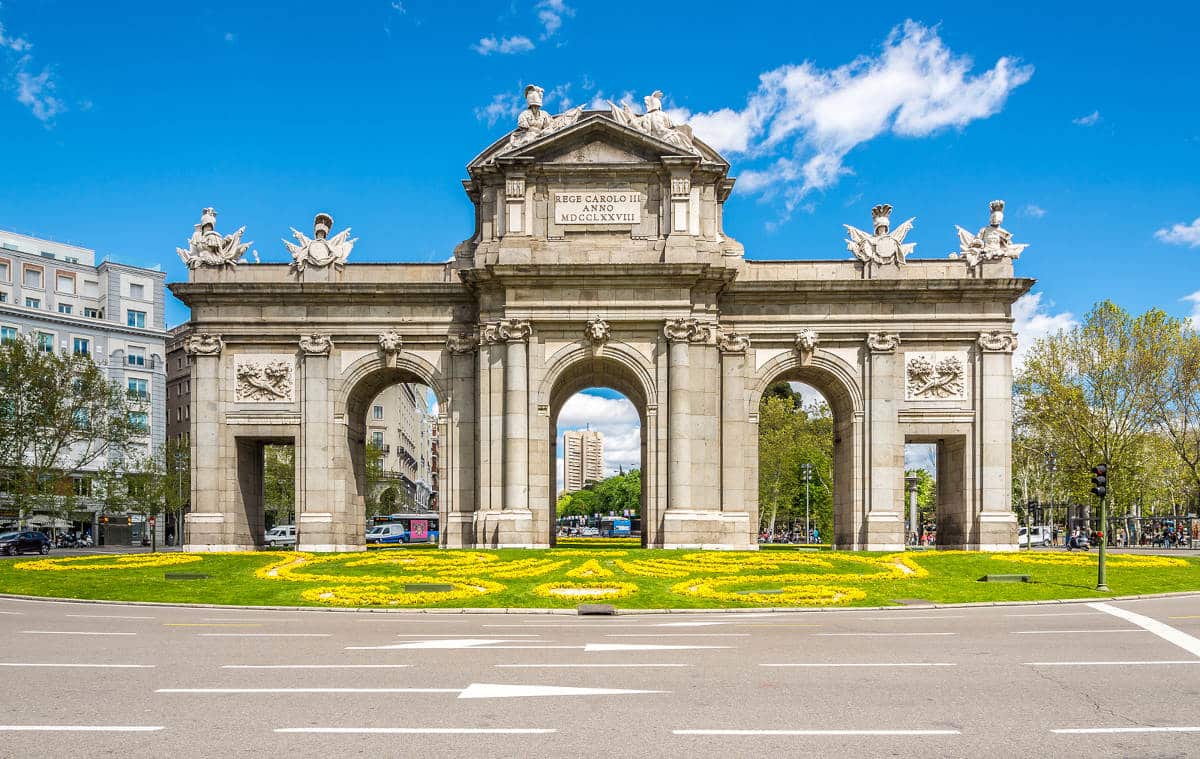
[173,87,1032,553]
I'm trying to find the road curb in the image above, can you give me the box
[1,589,1198,615]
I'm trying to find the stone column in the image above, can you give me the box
[718,329,754,547]
[664,319,693,512]
[182,333,239,551]
[864,332,904,550]
[297,333,350,550]
[977,331,1019,550]
[444,330,479,548]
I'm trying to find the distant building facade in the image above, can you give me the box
[563,429,604,493]
[0,229,167,542]
[165,323,192,444]
[366,383,437,512]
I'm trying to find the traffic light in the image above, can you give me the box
[1090,464,1108,499]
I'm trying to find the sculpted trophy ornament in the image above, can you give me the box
[951,200,1029,269]
[176,208,252,270]
[505,84,584,151]
[583,317,611,347]
[609,90,698,154]
[284,213,356,273]
[298,332,333,356]
[845,204,915,268]
[906,353,967,400]
[235,359,294,402]
[183,332,224,356]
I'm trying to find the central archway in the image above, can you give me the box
[539,346,659,547]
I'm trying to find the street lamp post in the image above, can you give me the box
[1046,451,1058,544]
[174,450,184,548]
[801,463,813,544]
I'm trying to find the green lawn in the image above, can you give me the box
[0,545,1196,610]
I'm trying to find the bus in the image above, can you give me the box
[368,512,440,544]
[599,516,631,538]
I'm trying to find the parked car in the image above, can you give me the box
[1017,526,1053,547]
[366,524,408,544]
[0,531,51,556]
[264,525,296,547]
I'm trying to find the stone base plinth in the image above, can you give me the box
[474,509,546,548]
[973,512,1018,551]
[296,511,365,553]
[183,512,252,551]
[182,544,258,552]
[862,511,905,551]
[661,510,757,550]
[441,513,475,548]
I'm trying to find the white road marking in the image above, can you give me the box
[346,638,523,650]
[760,663,955,668]
[198,617,301,622]
[158,688,459,694]
[603,633,750,638]
[0,611,23,615]
[1005,612,1102,618]
[584,643,729,652]
[1012,629,1145,635]
[673,729,960,736]
[654,621,725,627]
[813,633,955,637]
[1026,661,1200,667]
[0,663,155,669]
[0,726,163,732]
[21,630,136,636]
[64,614,154,620]
[859,615,967,621]
[393,634,542,638]
[222,664,412,669]
[1089,602,1200,658]
[1052,726,1200,734]
[276,727,555,735]
[197,633,330,637]
[495,663,691,669]
[457,683,666,699]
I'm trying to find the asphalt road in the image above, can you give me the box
[1,595,1199,758]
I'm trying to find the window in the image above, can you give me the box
[127,377,148,400]
[371,431,385,447]
[36,332,54,353]
[55,274,75,294]
[0,260,8,281]
[128,411,149,433]
[0,326,16,343]
[372,405,384,420]
[57,303,73,315]
[127,346,146,366]
[72,408,89,429]
[82,280,99,298]
[129,283,144,300]
[127,310,146,328]
[176,407,182,422]
[83,307,101,319]
[25,297,40,309]
[65,257,80,264]
[22,266,42,289]
[39,252,55,260]
[72,337,89,355]
[0,291,6,303]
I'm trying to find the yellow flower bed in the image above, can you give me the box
[548,549,629,557]
[672,574,868,606]
[14,554,204,572]
[532,580,638,601]
[565,559,614,578]
[301,576,505,607]
[989,552,1189,569]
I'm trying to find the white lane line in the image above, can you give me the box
[197,633,330,637]
[1012,629,1145,635]
[585,643,729,652]
[858,615,967,621]
[813,633,955,637]
[0,611,23,615]
[198,617,301,622]
[157,688,459,694]
[393,634,542,638]
[760,663,955,668]
[1026,661,1200,667]
[0,726,164,732]
[1052,727,1200,734]
[65,614,154,620]
[458,683,666,699]
[276,727,555,735]
[654,621,726,627]
[346,638,525,650]
[1089,602,1200,658]
[1005,612,1103,618]
[222,665,412,670]
[0,663,155,669]
[673,729,960,736]
[603,633,750,638]
[21,630,136,636]
[495,663,691,669]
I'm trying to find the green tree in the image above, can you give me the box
[263,444,295,526]
[363,441,389,518]
[757,394,834,540]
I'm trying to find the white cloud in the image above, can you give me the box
[1155,217,1200,248]
[1183,291,1200,329]
[1,14,65,125]
[1012,292,1077,368]
[536,0,572,40]
[0,20,31,52]
[556,391,642,489]
[474,91,523,126]
[223,32,236,43]
[1021,204,1046,218]
[675,21,1031,212]
[1073,110,1100,126]
[473,35,534,55]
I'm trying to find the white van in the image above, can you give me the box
[365,524,408,544]
[1017,526,1052,547]
[264,525,296,547]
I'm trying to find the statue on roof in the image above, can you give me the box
[506,84,584,150]
[284,213,356,273]
[177,207,252,270]
[609,90,698,154]
[845,204,915,268]
[950,200,1028,269]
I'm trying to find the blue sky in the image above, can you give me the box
[3,1,1197,479]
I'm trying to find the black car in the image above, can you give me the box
[0,531,51,556]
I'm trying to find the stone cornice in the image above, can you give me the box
[723,276,1035,303]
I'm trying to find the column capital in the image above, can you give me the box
[481,319,532,345]
[663,318,713,344]
[298,332,333,356]
[978,331,1018,353]
[183,332,223,357]
[717,328,750,354]
[446,330,480,354]
[866,332,901,353]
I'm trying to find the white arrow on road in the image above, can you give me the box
[346,640,730,652]
[457,683,666,699]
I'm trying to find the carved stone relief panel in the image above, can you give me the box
[904,351,968,401]
[234,354,296,403]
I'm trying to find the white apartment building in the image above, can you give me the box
[563,429,604,493]
[365,383,437,511]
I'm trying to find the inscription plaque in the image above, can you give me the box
[554,190,642,225]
